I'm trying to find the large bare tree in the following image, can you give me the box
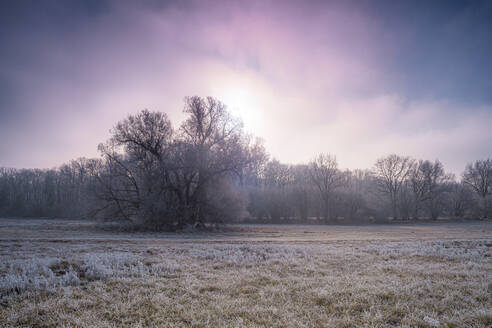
[176,96,256,226]
[94,97,261,230]
[96,110,175,228]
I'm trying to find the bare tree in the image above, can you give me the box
[447,182,475,218]
[343,169,371,221]
[262,160,294,222]
[308,154,346,221]
[2,96,491,227]
[93,97,259,230]
[291,165,310,221]
[373,154,415,219]
[176,96,254,226]
[0,160,98,218]
[462,159,492,218]
[96,110,175,229]
[410,160,453,219]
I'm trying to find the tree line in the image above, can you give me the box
[1,96,491,229]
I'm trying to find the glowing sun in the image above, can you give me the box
[217,86,264,134]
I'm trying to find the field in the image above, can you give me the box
[0,218,491,327]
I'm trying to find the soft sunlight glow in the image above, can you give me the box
[216,85,264,135]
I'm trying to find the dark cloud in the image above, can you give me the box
[364,0,492,104]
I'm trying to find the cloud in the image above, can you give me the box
[269,95,492,174]
[0,0,491,175]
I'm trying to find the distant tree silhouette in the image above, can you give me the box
[0,98,489,226]
[373,154,415,220]
[463,159,492,219]
[308,154,346,221]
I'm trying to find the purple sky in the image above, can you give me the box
[1,0,491,174]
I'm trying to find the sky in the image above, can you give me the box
[0,0,491,174]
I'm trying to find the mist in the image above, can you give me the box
[1,0,491,174]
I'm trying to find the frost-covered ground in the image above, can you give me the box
[0,219,491,327]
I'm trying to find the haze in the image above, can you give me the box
[1,0,491,174]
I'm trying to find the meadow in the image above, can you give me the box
[0,218,491,327]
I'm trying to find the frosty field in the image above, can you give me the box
[0,219,491,328]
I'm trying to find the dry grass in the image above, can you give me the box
[0,219,491,327]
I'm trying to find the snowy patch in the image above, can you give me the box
[0,252,181,297]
